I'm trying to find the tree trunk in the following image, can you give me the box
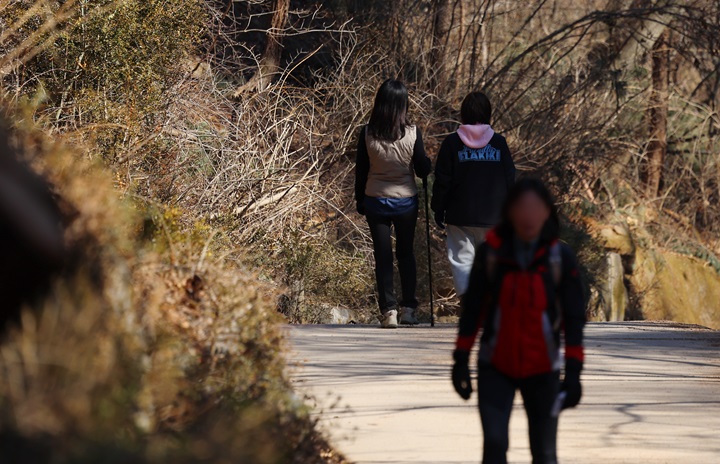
[452,0,466,96]
[645,28,670,198]
[430,0,452,94]
[234,0,289,97]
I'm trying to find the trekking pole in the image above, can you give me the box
[422,177,435,327]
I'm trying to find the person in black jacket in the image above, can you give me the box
[355,79,432,328]
[0,126,66,333]
[451,178,586,464]
[432,92,515,297]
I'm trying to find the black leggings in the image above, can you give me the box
[478,367,560,464]
[366,208,419,313]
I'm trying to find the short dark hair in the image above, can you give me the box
[368,79,410,141]
[497,177,560,240]
[460,92,492,125]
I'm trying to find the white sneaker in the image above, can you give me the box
[381,310,398,329]
[400,307,419,325]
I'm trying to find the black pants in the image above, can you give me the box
[366,207,419,313]
[478,366,560,464]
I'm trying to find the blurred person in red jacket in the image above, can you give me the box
[451,178,586,464]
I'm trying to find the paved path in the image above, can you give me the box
[289,322,720,464]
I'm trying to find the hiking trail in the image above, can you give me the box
[290,322,720,464]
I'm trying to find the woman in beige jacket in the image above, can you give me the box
[355,79,432,328]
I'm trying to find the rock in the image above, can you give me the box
[436,315,459,324]
[600,252,628,321]
[631,248,720,329]
[593,217,720,329]
[321,307,358,325]
[599,223,635,256]
[587,287,606,322]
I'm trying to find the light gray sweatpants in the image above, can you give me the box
[446,225,489,296]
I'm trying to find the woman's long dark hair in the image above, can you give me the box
[496,178,560,240]
[368,79,410,141]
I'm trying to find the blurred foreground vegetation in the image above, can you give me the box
[0,0,348,462]
[0,108,346,462]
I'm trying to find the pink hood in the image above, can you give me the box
[457,124,495,149]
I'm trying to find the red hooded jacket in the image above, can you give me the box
[455,228,586,378]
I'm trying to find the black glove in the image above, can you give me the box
[561,358,583,410]
[452,350,472,400]
[356,201,366,216]
[435,211,446,230]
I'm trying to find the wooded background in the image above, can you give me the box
[2,0,720,318]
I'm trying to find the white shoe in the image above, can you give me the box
[381,310,398,328]
[400,307,419,325]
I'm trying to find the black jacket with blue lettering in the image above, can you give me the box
[431,132,515,227]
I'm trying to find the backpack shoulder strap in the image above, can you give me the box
[549,241,562,288]
[549,241,564,331]
[486,247,498,283]
[484,229,503,285]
